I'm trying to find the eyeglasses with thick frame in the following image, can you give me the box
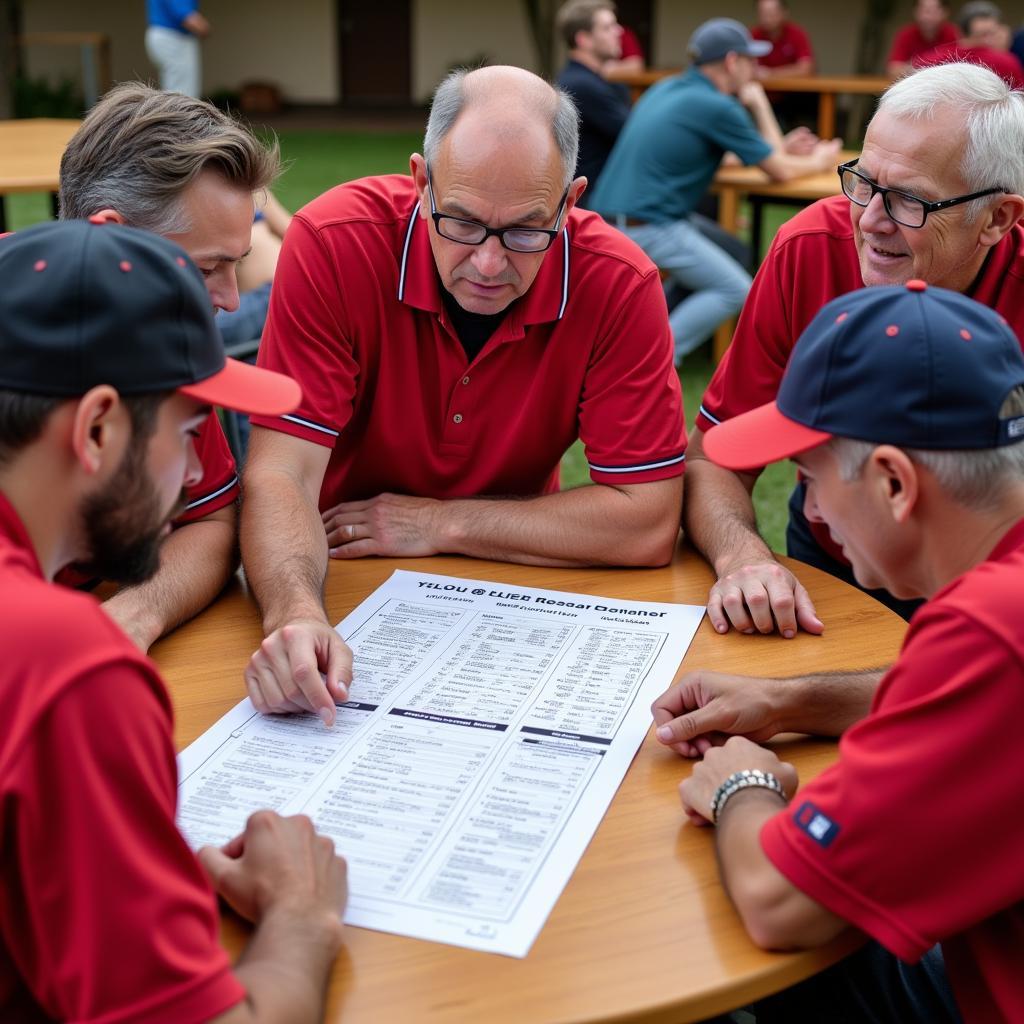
[425,166,570,253]
[837,159,1005,229]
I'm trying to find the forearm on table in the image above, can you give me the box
[767,669,885,736]
[103,506,237,651]
[241,469,330,633]
[216,907,342,1024]
[438,477,682,568]
[682,452,773,574]
[716,790,847,950]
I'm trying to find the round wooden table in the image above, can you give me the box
[154,545,905,1023]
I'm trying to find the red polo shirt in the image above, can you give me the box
[887,20,958,64]
[251,174,686,507]
[751,21,815,70]
[914,42,1024,89]
[179,412,238,523]
[697,194,1024,562]
[0,491,245,1023]
[762,518,1024,1023]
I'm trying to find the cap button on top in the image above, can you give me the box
[906,279,927,292]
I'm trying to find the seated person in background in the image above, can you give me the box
[590,18,839,364]
[655,282,1024,1024]
[684,62,1024,638]
[751,0,815,79]
[607,21,645,72]
[555,0,631,201]
[750,0,816,129]
[887,0,958,76]
[56,81,279,650]
[0,219,345,1024]
[915,0,1024,88]
[240,65,687,723]
[557,0,752,268]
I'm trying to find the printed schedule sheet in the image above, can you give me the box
[178,571,704,957]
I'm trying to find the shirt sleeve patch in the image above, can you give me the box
[793,800,841,848]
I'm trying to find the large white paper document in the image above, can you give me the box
[177,570,704,957]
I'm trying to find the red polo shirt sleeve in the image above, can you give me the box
[177,412,239,524]
[760,599,1024,967]
[577,264,686,484]
[251,213,357,447]
[2,660,245,1023]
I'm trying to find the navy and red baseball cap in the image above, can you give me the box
[705,280,1024,471]
[0,219,300,416]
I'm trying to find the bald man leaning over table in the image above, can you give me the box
[240,65,687,724]
[685,62,1024,646]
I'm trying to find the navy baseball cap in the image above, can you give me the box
[688,18,772,65]
[705,280,1024,471]
[0,219,300,416]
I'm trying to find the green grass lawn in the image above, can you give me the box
[6,130,801,552]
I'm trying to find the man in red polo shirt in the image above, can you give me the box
[0,219,347,1022]
[684,61,1024,642]
[54,82,281,651]
[887,0,958,76]
[913,0,1024,89]
[654,282,1024,1023]
[751,0,815,79]
[241,65,687,722]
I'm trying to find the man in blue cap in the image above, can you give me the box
[590,16,840,363]
[0,220,348,1023]
[653,281,1024,1022]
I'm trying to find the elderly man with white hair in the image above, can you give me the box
[684,61,1024,636]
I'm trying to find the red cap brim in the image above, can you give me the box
[179,357,301,417]
[704,402,832,470]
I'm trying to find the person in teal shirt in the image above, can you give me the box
[591,17,839,362]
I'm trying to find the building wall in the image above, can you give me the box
[22,0,337,103]
[19,0,1024,107]
[411,0,539,103]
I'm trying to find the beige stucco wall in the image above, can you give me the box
[22,0,337,103]
[411,0,539,103]
[19,0,1024,106]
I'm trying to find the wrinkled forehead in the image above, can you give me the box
[862,108,968,188]
[432,109,565,205]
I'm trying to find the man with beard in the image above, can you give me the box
[0,219,350,1023]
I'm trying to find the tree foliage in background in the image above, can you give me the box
[0,0,23,119]
[845,0,899,140]
[523,0,557,77]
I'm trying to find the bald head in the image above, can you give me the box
[423,66,580,188]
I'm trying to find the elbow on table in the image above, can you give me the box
[618,520,680,567]
[730,872,845,952]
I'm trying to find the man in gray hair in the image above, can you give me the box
[684,61,1024,640]
[240,64,686,723]
[53,82,281,651]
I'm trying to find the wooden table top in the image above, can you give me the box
[154,545,906,1023]
[712,149,857,204]
[0,118,79,195]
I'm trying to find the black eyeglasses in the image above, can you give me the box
[426,166,569,253]
[837,159,1005,229]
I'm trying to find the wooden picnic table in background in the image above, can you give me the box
[0,118,80,231]
[606,68,893,141]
